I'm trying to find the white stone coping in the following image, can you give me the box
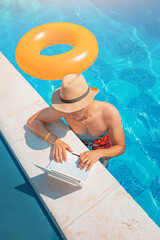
[0,52,159,240]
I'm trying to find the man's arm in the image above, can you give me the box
[98,107,125,158]
[78,106,125,171]
[27,106,63,144]
[27,106,73,163]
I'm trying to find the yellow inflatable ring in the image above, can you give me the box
[15,22,99,80]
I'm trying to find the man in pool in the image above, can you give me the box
[27,74,125,171]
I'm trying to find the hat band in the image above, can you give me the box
[60,88,90,103]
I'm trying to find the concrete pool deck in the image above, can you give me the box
[0,52,160,239]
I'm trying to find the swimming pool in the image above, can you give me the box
[0,0,160,229]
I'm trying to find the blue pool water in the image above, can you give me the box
[0,132,62,240]
[0,0,160,229]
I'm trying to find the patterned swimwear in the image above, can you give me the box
[76,132,112,168]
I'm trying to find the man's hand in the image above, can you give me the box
[53,138,73,163]
[78,150,101,171]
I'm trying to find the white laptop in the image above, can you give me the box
[35,150,93,188]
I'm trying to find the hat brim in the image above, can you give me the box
[51,87,99,113]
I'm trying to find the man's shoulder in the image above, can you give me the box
[93,100,120,121]
[49,106,66,117]
[93,100,118,112]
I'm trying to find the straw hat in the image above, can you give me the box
[51,74,99,113]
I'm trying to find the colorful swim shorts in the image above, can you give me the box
[81,133,112,167]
